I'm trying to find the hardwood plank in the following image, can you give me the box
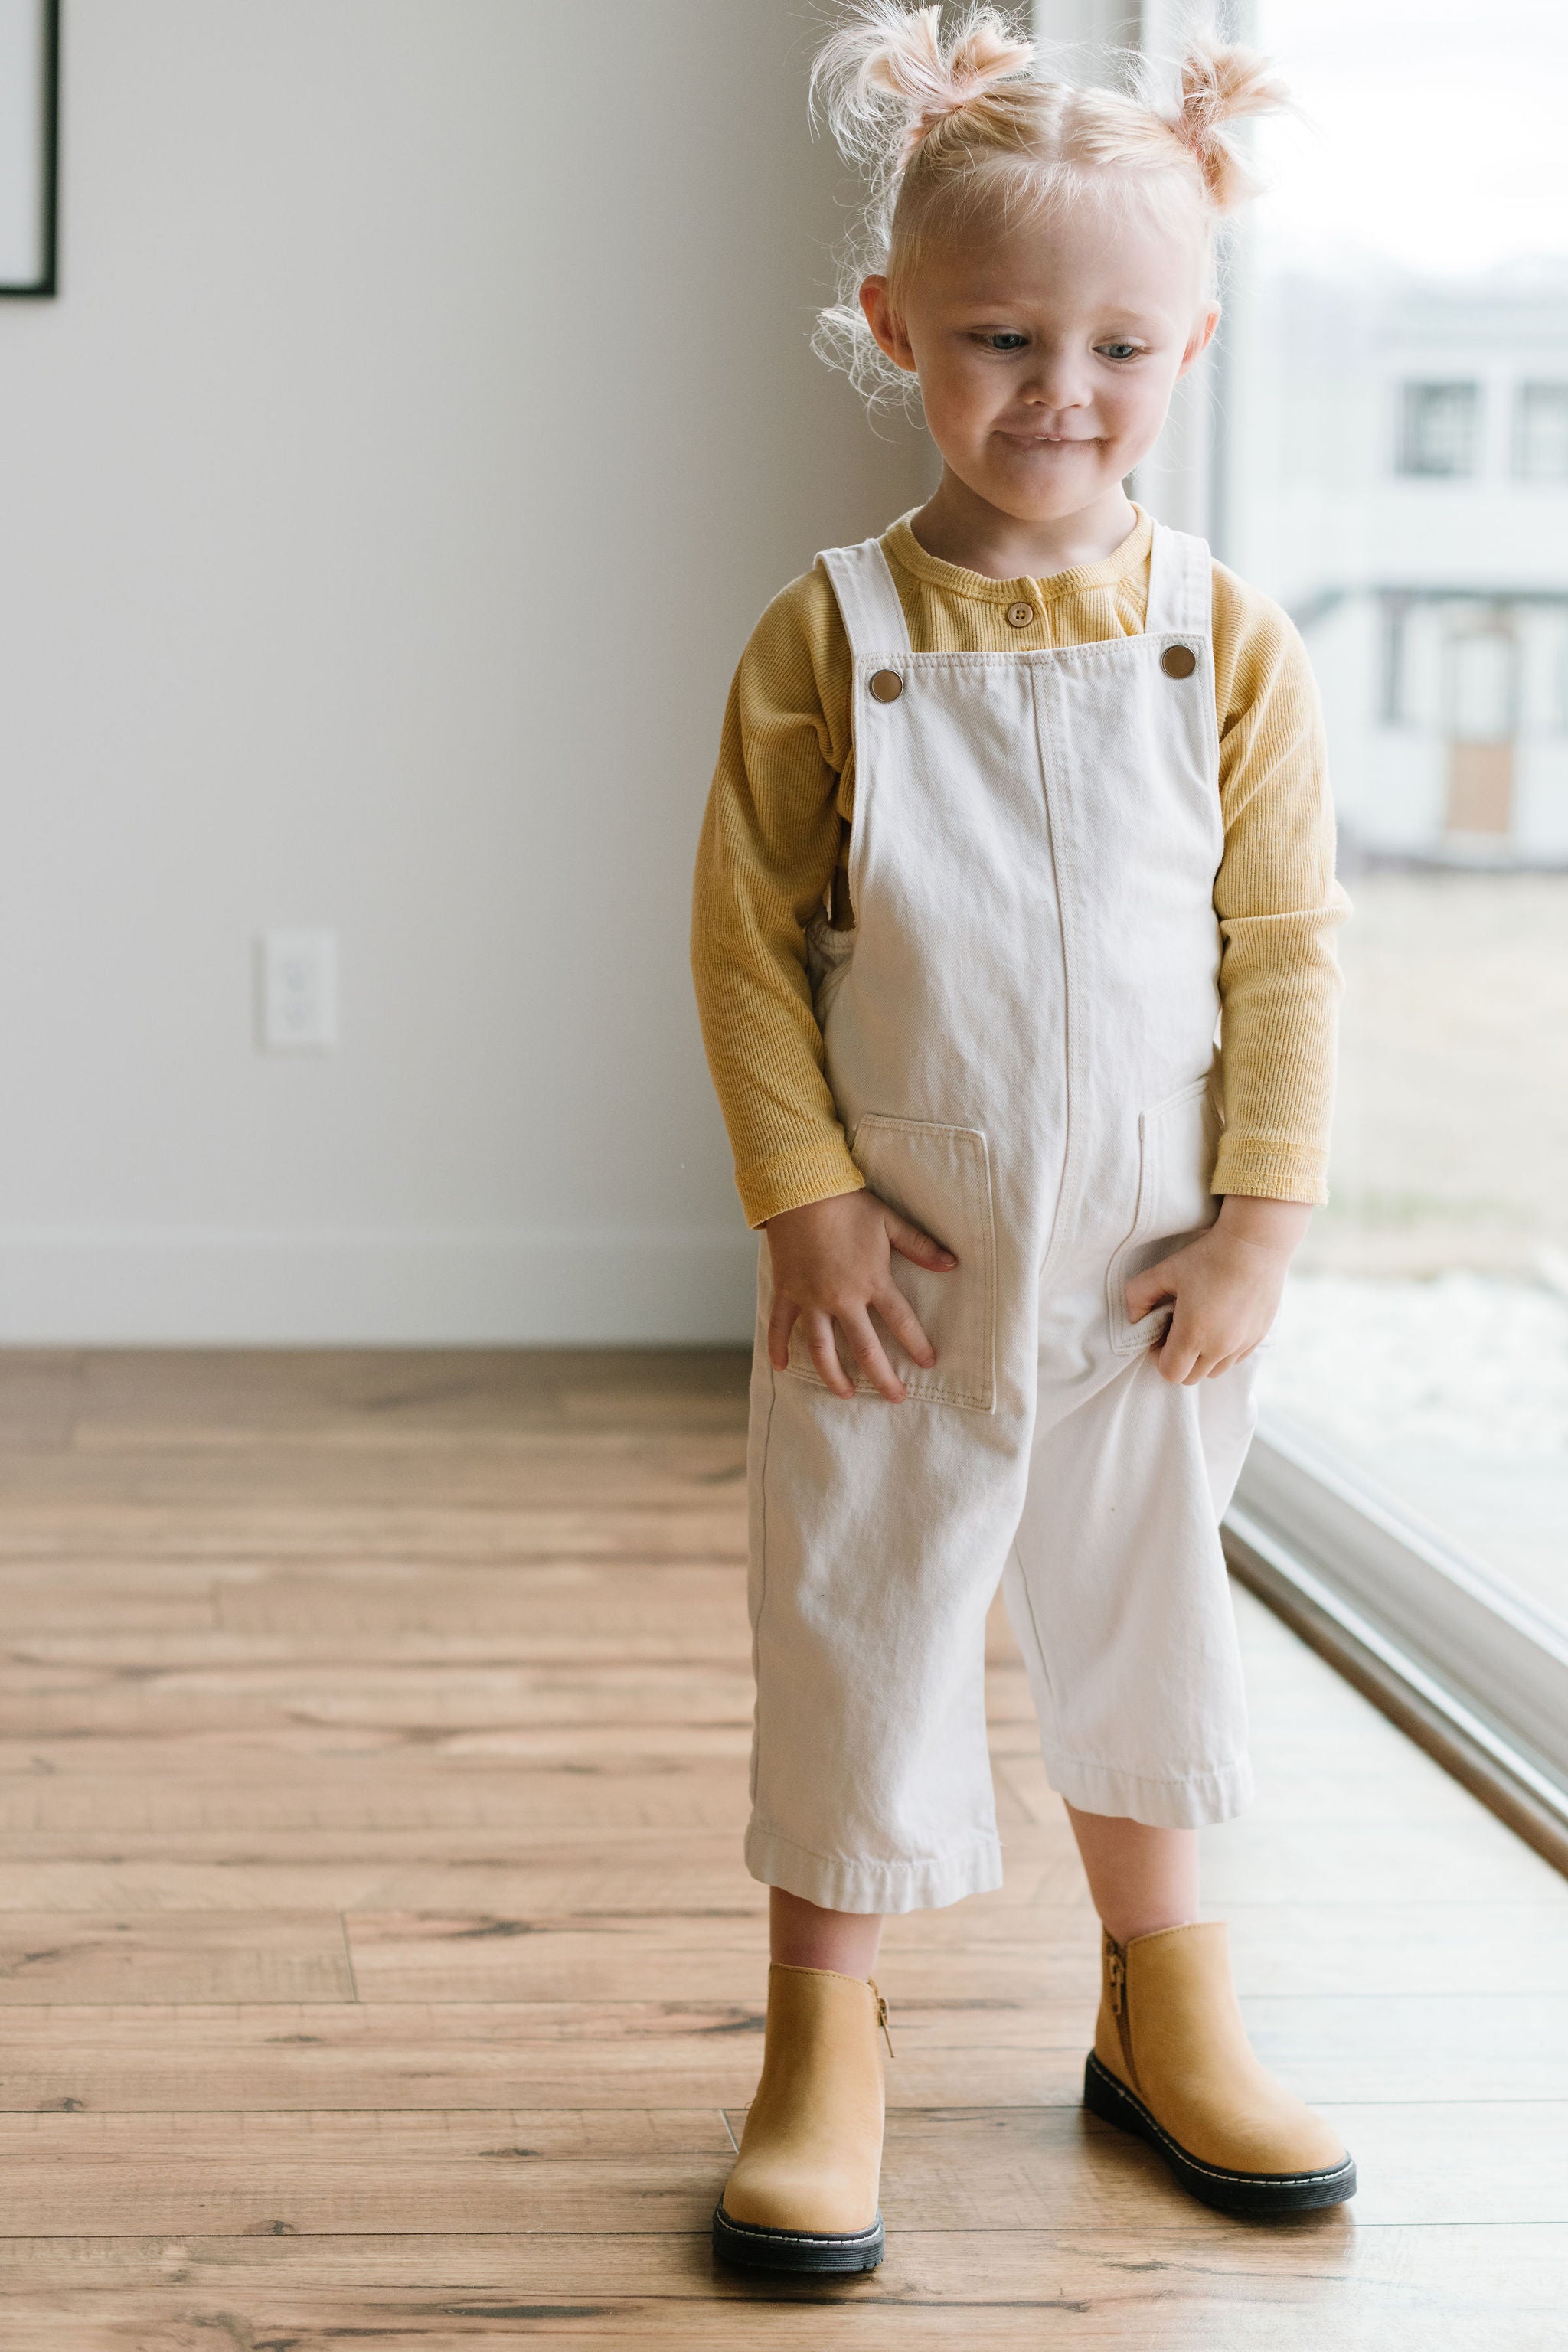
[0,1765,756,1834]
[0,1504,749,1563]
[0,1660,763,1736]
[0,1436,750,1513]
[0,2106,734,2158]
[213,1563,752,1639]
[0,1914,353,2004]
[44,1345,747,1439]
[0,1723,761,1775]
[0,1573,217,1634]
[0,2298,1556,2352]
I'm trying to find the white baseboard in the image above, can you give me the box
[0,1226,760,1345]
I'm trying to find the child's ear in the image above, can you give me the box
[1176,302,1222,380]
[859,276,919,374]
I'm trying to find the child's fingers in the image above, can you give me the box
[766,1294,800,1371]
[884,1209,958,1272]
[872,1280,936,1370]
[841,1308,908,1403]
[1152,1308,1203,1385]
[1125,1260,1177,1322]
[801,1310,856,1398]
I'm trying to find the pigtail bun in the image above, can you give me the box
[1166,38,1289,211]
[812,3,1036,175]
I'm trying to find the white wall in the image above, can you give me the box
[0,1,929,1342]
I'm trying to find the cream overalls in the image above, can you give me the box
[744,521,1259,1916]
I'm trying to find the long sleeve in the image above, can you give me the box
[691,567,866,1228]
[1210,562,1350,1205]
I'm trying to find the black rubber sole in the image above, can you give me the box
[711,2200,885,2273]
[1083,2052,1357,2216]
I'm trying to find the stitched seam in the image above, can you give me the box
[1105,1076,1220,1353]
[849,639,1208,671]
[716,2208,884,2247]
[1089,2059,1353,2189]
[779,1357,992,1413]
[749,1817,1001,1877]
[1043,1745,1251,1791]
[1031,662,1082,1292]
[750,1345,778,1814]
[1005,1534,1060,1736]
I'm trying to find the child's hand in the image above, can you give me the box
[1125,1195,1312,1387]
[765,1191,958,1403]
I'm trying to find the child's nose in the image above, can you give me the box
[1020,356,1092,411]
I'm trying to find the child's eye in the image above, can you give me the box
[979,332,1028,352]
[1096,341,1142,361]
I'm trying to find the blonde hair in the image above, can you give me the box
[810,3,1288,403]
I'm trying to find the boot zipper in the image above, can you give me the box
[1105,1938,1138,2092]
[869,1980,895,2060]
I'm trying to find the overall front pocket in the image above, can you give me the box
[1106,1075,1223,1354]
[783,1114,997,1412]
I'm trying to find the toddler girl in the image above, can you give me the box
[691,2,1355,2271]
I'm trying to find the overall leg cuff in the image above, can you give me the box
[1041,1749,1254,1828]
[745,1819,1004,1914]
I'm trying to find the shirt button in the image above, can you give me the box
[1161,643,1197,678]
[868,669,903,701]
[1006,600,1034,628]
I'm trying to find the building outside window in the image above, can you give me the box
[1217,0,1568,1817]
[1399,378,1481,475]
[1516,381,1568,481]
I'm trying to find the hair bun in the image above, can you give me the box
[813,3,1035,173]
[1169,38,1289,211]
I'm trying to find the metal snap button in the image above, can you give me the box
[1160,644,1197,678]
[868,669,903,702]
[1006,600,1034,628]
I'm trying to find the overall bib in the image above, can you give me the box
[746,522,1257,1916]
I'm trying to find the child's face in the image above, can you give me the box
[862,193,1218,527]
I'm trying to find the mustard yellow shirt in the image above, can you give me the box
[692,508,1348,1228]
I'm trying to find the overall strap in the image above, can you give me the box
[1145,522,1213,641]
[818,537,913,661]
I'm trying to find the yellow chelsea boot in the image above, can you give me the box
[1084,1922,1356,2215]
[711,1962,890,2273]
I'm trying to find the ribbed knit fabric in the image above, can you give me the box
[692,507,1348,1229]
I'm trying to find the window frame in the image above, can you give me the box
[1396,378,1483,479]
[1226,1424,1568,1872]
[1514,381,1568,484]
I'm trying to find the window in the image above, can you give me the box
[1398,381,1481,476]
[1515,381,1568,480]
[1446,623,1517,740]
[1218,0,1568,1848]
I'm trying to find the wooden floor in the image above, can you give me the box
[0,1348,1564,2350]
